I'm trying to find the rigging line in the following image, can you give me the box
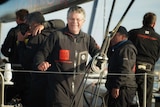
[100,0,116,56]
[1,68,151,76]
[103,0,135,55]
[89,71,105,107]
[89,0,135,106]
[74,0,115,107]
[103,0,107,37]
[70,61,92,107]
[0,69,86,74]
[0,68,145,76]
[94,71,106,107]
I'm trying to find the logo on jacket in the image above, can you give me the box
[81,54,86,60]
[59,49,69,61]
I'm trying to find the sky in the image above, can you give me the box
[0,0,160,47]
[45,0,160,46]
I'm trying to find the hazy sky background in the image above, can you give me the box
[45,0,160,46]
[1,0,160,47]
[0,0,160,88]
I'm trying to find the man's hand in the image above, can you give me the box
[111,88,120,99]
[17,31,30,41]
[38,61,51,71]
[32,25,44,36]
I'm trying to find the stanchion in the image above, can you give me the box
[0,72,5,107]
[143,73,147,107]
[0,63,14,107]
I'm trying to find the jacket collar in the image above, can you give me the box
[142,26,155,32]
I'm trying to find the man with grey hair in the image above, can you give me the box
[33,6,100,107]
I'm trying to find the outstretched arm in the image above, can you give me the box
[32,19,65,36]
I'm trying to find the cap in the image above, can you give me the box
[27,11,45,24]
[109,26,128,36]
[117,26,128,36]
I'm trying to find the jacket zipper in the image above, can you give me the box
[72,38,78,94]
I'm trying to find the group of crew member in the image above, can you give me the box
[1,9,65,107]
[106,12,160,107]
[1,5,160,107]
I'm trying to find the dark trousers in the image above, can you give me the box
[47,74,84,107]
[107,87,136,107]
[136,72,154,107]
[28,73,48,107]
[47,84,83,107]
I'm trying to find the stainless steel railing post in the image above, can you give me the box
[0,71,14,107]
[0,72,5,107]
[143,73,147,107]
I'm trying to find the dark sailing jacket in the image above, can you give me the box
[33,26,100,98]
[1,26,19,64]
[105,40,137,90]
[34,26,100,72]
[128,26,160,65]
[1,19,65,66]
[18,29,51,70]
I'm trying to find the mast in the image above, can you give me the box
[88,0,99,35]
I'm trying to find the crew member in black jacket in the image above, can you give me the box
[1,9,29,105]
[1,9,65,105]
[17,11,65,107]
[33,6,100,107]
[105,26,137,107]
[128,12,160,107]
